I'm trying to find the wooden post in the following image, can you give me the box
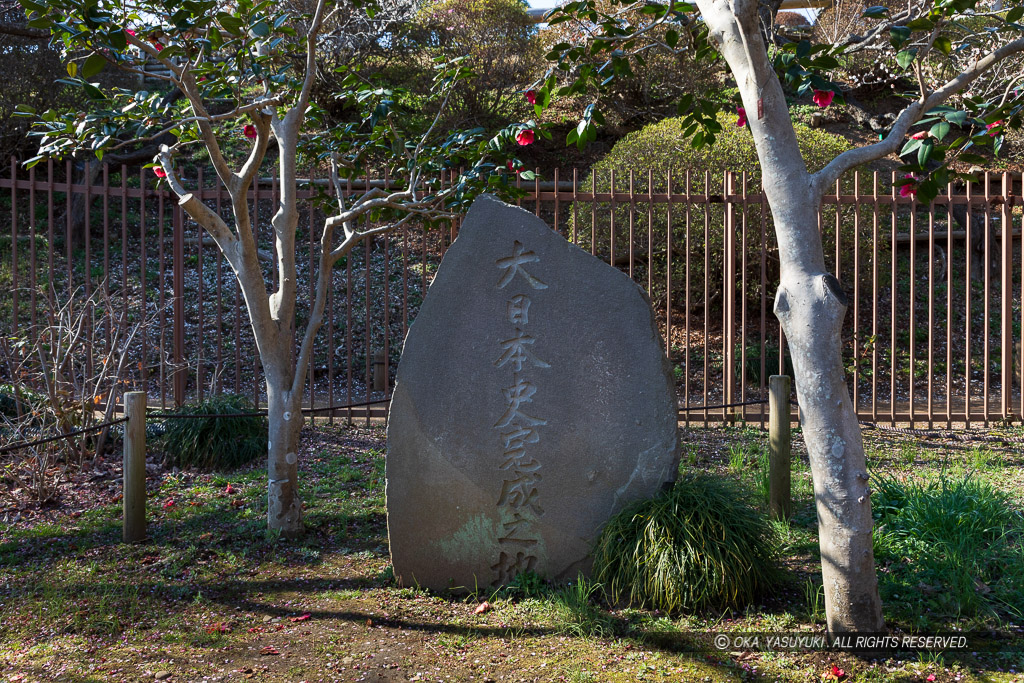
[768,375,792,520]
[372,350,386,393]
[123,391,147,543]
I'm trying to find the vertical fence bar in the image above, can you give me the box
[9,158,17,340]
[723,173,734,418]
[913,184,921,423]
[684,170,691,429]
[927,189,935,428]
[215,174,223,393]
[740,173,748,413]
[965,179,973,427]
[852,172,860,416]
[173,203,186,406]
[252,177,260,407]
[609,169,616,268]
[647,169,653,298]
[703,171,710,427]
[572,169,578,244]
[628,170,635,281]
[1001,172,1013,420]
[759,179,768,427]
[983,172,991,425]
[47,160,55,327]
[28,165,37,336]
[872,172,879,423]
[346,247,353,425]
[947,179,954,428]
[666,170,673,361]
[158,190,166,409]
[197,168,205,402]
[65,160,72,302]
[890,172,898,424]
[140,169,148,391]
[308,168,316,423]
[121,166,128,362]
[102,164,110,354]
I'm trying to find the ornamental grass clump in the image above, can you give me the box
[593,473,780,612]
[160,394,267,471]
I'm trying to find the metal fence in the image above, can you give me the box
[1,159,1021,427]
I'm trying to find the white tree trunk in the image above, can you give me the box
[265,367,304,537]
[695,0,885,632]
[772,205,884,633]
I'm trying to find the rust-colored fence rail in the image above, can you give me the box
[1,159,1021,427]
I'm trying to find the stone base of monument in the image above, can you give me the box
[386,195,680,592]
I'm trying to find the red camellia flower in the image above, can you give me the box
[525,90,537,105]
[926,675,936,682]
[813,89,835,108]
[162,498,175,509]
[736,107,747,127]
[911,131,927,139]
[899,173,918,198]
[225,483,236,495]
[986,120,1004,136]
[126,28,136,37]
[515,128,535,146]
[243,124,257,140]
[152,40,164,51]
[153,167,167,178]
[506,160,520,174]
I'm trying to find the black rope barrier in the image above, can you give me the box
[0,417,129,456]
[677,399,768,413]
[145,397,393,420]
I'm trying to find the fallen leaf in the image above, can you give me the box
[288,613,311,622]
[259,646,279,656]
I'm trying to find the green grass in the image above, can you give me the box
[872,472,1024,623]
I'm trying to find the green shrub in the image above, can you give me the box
[570,112,853,314]
[872,473,1024,619]
[593,473,780,612]
[160,394,267,471]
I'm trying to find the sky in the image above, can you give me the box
[525,0,819,21]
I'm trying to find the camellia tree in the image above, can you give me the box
[535,0,1024,632]
[18,0,544,537]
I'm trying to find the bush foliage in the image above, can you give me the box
[569,112,852,314]
[593,473,780,612]
[160,394,267,471]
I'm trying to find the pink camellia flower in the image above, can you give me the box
[736,107,747,127]
[126,28,136,36]
[926,675,936,682]
[899,173,918,198]
[986,120,1004,136]
[813,89,835,108]
[525,90,537,105]
[243,124,257,140]
[515,128,535,146]
[911,131,927,140]
[153,167,167,178]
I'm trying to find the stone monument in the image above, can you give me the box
[386,194,679,591]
